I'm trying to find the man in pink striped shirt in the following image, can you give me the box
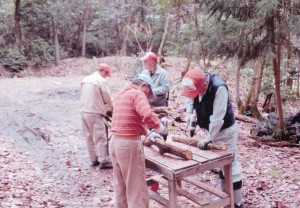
[110,74,166,208]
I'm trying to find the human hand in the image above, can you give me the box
[197,137,212,150]
[147,131,163,142]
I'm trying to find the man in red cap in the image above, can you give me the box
[140,52,170,107]
[80,63,113,169]
[182,68,243,208]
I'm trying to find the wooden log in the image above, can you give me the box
[152,106,170,114]
[235,114,257,124]
[144,137,193,160]
[261,141,300,148]
[171,135,228,151]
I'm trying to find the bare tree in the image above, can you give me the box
[157,13,170,57]
[14,0,22,51]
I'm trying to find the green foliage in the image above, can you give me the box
[27,38,54,66]
[261,67,274,95]
[152,0,190,11]
[254,0,279,19]
[0,47,27,72]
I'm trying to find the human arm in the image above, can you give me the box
[100,81,114,110]
[133,91,161,130]
[185,98,194,123]
[198,86,228,149]
[152,71,170,96]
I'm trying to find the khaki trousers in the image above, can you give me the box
[109,137,149,208]
[81,112,110,163]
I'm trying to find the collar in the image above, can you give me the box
[149,66,161,76]
[93,70,104,78]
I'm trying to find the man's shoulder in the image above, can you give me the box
[82,72,106,85]
[142,70,150,75]
[156,66,168,75]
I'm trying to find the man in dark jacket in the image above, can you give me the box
[182,68,243,208]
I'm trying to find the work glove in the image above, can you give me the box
[160,117,168,126]
[197,137,212,150]
[147,130,163,143]
[154,118,167,135]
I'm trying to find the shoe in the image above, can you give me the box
[91,161,100,167]
[99,162,113,169]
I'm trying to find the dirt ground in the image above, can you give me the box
[0,56,300,208]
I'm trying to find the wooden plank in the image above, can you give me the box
[152,175,210,206]
[144,146,198,172]
[145,159,175,179]
[148,189,168,206]
[168,139,223,160]
[183,178,229,199]
[174,154,234,179]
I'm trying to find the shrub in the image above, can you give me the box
[0,47,28,72]
[27,38,54,66]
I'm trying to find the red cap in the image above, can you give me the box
[97,63,111,77]
[140,52,158,63]
[182,68,205,98]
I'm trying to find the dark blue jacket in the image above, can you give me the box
[193,72,235,130]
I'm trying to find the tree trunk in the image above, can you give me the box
[54,27,60,66]
[271,17,284,139]
[262,93,274,113]
[76,22,82,56]
[157,13,170,58]
[249,55,265,118]
[14,0,22,51]
[243,69,255,112]
[234,57,244,114]
[297,62,300,98]
[81,0,88,57]
[120,0,132,56]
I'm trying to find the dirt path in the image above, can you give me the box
[1,57,300,208]
[0,76,117,207]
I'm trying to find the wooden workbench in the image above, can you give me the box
[144,139,234,208]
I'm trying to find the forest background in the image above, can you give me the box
[1,0,300,139]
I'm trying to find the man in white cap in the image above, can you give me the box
[141,52,170,107]
[80,63,113,169]
[110,73,166,208]
[182,68,243,208]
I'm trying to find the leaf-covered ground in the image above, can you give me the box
[0,56,299,208]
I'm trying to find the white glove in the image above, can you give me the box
[197,137,212,150]
[147,130,163,142]
[185,112,192,124]
[160,117,168,126]
[154,122,165,134]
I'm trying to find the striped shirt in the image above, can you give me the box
[111,85,160,136]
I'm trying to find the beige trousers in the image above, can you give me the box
[81,112,110,163]
[109,137,149,208]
